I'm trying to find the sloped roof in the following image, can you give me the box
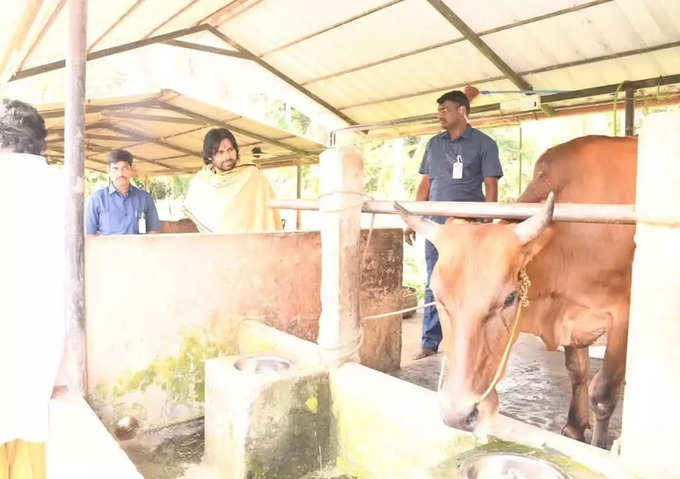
[3,0,680,132]
[38,89,324,174]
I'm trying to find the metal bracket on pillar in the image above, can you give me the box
[625,87,635,136]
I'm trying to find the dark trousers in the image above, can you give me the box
[422,239,442,351]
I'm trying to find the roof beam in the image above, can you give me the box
[10,24,210,81]
[16,0,67,72]
[88,0,145,53]
[331,73,680,136]
[337,39,680,111]
[425,0,532,91]
[155,100,315,156]
[260,0,405,57]
[199,0,261,28]
[0,0,42,82]
[39,98,161,118]
[48,132,139,143]
[84,140,181,170]
[339,75,506,110]
[102,110,208,125]
[47,145,109,167]
[302,0,613,86]
[256,153,318,170]
[206,26,358,125]
[163,39,251,59]
[518,39,680,77]
[144,0,200,39]
[103,123,202,159]
[85,133,140,142]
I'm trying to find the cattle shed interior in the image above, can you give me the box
[1,1,680,479]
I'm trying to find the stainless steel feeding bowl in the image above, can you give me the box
[234,355,291,374]
[459,453,568,479]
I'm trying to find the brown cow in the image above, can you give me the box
[396,135,636,448]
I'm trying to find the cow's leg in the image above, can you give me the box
[589,317,628,448]
[561,346,590,442]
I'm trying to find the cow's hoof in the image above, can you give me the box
[561,424,586,442]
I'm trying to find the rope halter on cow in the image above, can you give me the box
[477,266,531,403]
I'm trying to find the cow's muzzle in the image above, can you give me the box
[441,402,480,431]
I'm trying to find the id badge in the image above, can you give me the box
[452,155,463,179]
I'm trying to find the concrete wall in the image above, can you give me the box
[85,229,402,431]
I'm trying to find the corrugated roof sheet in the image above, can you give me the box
[39,90,324,175]
[2,0,679,132]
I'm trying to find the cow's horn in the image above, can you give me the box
[514,191,555,245]
[393,201,442,244]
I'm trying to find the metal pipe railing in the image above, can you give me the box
[269,199,637,224]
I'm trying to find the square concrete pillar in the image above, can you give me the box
[205,354,330,478]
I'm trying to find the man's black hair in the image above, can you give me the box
[436,90,470,114]
[108,149,134,166]
[0,99,47,155]
[202,128,239,165]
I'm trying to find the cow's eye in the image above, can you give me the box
[503,291,517,308]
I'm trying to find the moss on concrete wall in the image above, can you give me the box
[90,324,239,431]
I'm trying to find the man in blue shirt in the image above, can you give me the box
[86,149,161,235]
[404,90,503,360]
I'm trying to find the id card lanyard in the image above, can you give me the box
[452,144,463,179]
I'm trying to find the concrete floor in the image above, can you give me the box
[393,311,623,445]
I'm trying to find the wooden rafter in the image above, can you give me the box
[155,100,315,156]
[206,26,357,125]
[163,39,250,59]
[425,0,532,91]
[88,0,145,53]
[144,0,200,39]
[11,25,210,81]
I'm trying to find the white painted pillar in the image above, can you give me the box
[620,111,680,477]
[317,147,364,366]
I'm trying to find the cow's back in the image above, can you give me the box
[519,135,637,205]
[519,136,637,337]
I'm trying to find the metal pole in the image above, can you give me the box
[518,126,523,197]
[625,87,635,136]
[269,199,638,224]
[296,164,302,229]
[64,0,87,394]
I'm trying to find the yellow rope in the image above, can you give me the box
[478,267,531,402]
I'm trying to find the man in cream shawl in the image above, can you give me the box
[184,128,282,233]
[0,99,67,479]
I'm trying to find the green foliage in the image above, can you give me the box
[113,333,235,403]
[403,256,425,300]
[258,95,312,136]
[479,126,539,202]
[84,170,108,197]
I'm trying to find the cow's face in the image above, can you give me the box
[395,194,554,433]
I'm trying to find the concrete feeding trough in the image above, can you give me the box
[205,337,330,479]
[459,453,568,479]
[234,354,291,374]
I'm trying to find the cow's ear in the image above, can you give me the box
[520,226,554,267]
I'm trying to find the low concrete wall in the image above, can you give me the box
[85,229,402,432]
[330,364,633,479]
[222,322,634,478]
